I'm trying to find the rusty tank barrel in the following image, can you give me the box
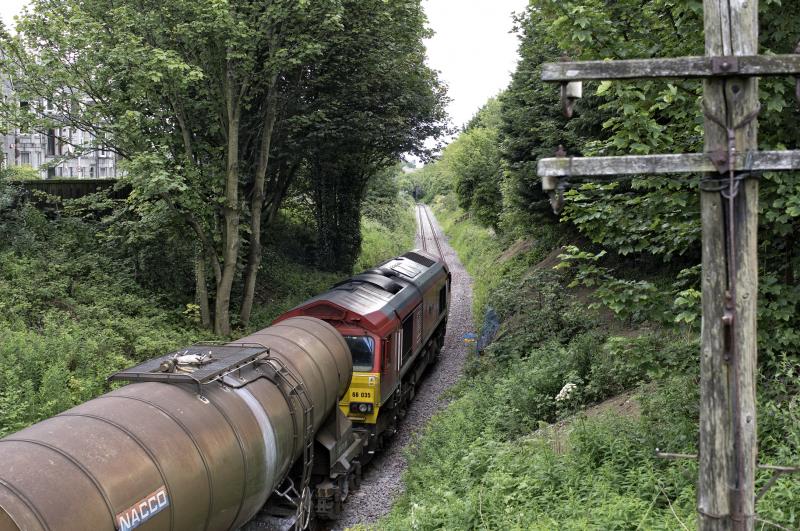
[0,316,351,531]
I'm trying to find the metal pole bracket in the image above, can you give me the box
[712,56,740,75]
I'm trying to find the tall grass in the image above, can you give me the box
[355,194,416,272]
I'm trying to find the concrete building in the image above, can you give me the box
[2,127,118,179]
[1,75,118,179]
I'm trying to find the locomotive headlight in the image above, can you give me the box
[349,402,373,414]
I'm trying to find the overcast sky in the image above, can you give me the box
[0,0,527,131]
[0,0,23,29]
[422,0,527,128]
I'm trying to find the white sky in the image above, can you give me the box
[0,0,24,30]
[0,0,526,132]
[423,0,527,129]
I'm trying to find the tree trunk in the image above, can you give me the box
[195,246,212,329]
[313,160,367,272]
[240,80,278,327]
[214,64,242,336]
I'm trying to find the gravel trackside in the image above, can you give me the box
[328,205,474,530]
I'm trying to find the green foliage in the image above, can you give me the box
[395,3,800,528]
[355,196,415,273]
[3,0,446,332]
[411,98,505,229]
[399,160,455,201]
[1,165,41,180]
[382,353,701,529]
[0,205,202,436]
[381,199,799,530]
[244,186,415,327]
[431,196,507,320]
[495,0,800,366]
[451,127,503,229]
[289,0,446,272]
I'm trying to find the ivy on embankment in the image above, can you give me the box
[375,198,799,530]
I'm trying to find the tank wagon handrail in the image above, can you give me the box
[256,355,315,524]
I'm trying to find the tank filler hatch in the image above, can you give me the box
[109,344,269,393]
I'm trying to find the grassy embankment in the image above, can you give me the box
[377,194,798,530]
[0,183,415,436]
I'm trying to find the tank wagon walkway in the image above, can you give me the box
[331,205,474,529]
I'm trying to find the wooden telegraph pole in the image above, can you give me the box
[699,2,758,528]
[536,1,800,529]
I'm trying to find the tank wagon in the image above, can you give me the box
[0,317,363,530]
[0,250,450,530]
[276,249,451,454]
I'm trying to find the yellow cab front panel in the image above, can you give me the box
[340,372,381,424]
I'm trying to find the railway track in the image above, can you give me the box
[416,203,445,261]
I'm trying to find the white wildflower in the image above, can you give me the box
[555,382,578,403]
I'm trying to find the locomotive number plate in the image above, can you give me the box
[351,391,372,399]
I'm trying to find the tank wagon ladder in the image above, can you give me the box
[257,354,316,529]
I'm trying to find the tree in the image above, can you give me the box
[290,0,448,271]
[2,0,341,333]
[501,0,800,360]
[450,126,502,229]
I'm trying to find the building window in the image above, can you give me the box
[46,130,55,156]
[20,152,30,165]
[89,166,95,177]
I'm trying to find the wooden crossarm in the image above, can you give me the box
[537,150,800,178]
[541,55,800,82]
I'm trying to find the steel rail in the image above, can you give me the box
[416,204,427,252]
[417,205,444,260]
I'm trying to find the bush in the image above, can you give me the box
[0,206,201,436]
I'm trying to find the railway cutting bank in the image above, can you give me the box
[367,196,795,529]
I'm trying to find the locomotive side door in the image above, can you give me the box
[379,331,400,406]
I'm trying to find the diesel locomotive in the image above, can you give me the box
[0,249,449,530]
[276,249,450,453]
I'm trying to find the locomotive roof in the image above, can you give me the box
[285,249,447,331]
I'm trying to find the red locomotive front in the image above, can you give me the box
[274,249,450,451]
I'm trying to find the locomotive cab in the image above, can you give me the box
[339,329,380,424]
[337,329,389,425]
